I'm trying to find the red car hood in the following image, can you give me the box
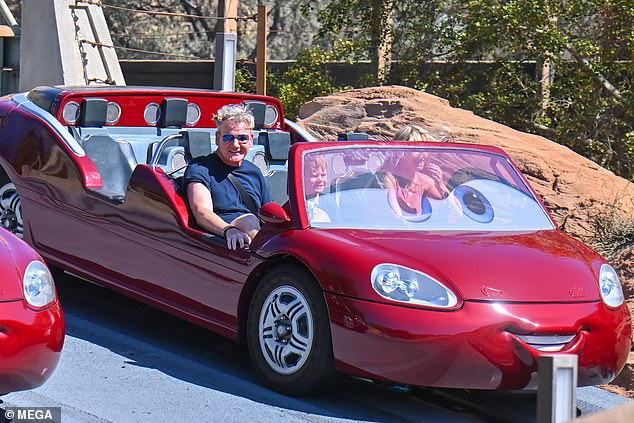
[338,229,602,303]
[0,232,25,301]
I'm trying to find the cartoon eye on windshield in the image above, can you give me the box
[393,194,432,222]
[452,185,494,223]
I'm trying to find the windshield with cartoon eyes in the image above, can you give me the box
[301,146,555,231]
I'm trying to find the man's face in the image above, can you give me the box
[215,120,253,166]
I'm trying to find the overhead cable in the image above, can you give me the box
[76,0,256,22]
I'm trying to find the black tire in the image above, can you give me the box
[247,264,336,396]
[0,170,23,237]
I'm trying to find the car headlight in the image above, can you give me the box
[23,261,56,308]
[371,264,458,308]
[598,264,624,308]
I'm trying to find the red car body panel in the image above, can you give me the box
[0,230,64,394]
[0,86,629,391]
[26,164,260,339]
[326,296,631,389]
[266,228,604,303]
[0,299,64,393]
[53,87,285,129]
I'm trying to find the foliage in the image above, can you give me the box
[268,44,346,119]
[235,66,257,94]
[100,0,327,61]
[590,201,634,262]
[309,0,634,179]
[448,0,634,178]
[300,0,454,82]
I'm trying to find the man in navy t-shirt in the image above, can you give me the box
[184,104,270,250]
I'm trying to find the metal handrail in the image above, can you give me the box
[148,133,184,167]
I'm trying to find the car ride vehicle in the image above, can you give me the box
[0,227,64,394]
[0,85,629,395]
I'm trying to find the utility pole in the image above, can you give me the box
[256,2,267,95]
[214,0,239,91]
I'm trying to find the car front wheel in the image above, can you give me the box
[247,264,336,395]
[0,173,23,237]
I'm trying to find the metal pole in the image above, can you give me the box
[537,354,578,423]
[213,0,238,91]
[256,3,267,95]
[213,33,237,91]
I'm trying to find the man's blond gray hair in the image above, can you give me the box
[213,103,255,129]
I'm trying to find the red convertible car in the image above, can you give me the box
[0,227,64,394]
[0,85,629,395]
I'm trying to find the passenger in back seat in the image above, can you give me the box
[304,154,331,223]
[184,104,270,250]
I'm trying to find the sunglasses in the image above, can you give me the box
[222,134,251,144]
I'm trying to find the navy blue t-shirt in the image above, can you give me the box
[184,153,271,224]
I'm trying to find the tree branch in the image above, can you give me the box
[179,0,212,41]
[529,121,556,136]
[566,48,623,102]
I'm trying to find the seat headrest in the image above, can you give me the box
[338,132,369,141]
[79,98,108,127]
[259,131,291,161]
[181,130,213,160]
[244,101,266,129]
[159,98,188,128]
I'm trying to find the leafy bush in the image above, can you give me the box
[590,202,634,262]
[268,46,339,119]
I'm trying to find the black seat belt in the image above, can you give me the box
[227,173,259,216]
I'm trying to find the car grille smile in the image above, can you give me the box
[513,333,577,352]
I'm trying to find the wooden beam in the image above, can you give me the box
[216,0,238,33]
[0,25,14,37]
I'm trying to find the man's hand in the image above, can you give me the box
[224,226,252,250]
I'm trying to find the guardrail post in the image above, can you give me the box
[537,354,578,423]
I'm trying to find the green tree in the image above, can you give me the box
[451,0,634,177]
[309,0,634,178]
[268,45,340,119]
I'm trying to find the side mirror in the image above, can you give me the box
[259,202,291,225]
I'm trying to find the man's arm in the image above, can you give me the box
[186,182,250,249]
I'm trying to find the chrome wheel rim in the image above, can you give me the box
[259,285,313,375]
[0,182,22,237]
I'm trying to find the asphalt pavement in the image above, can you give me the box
[0,274,629,423]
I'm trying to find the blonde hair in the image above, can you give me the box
[394,125,437,142]
[308,155,327,173]
[213,103,255,129]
